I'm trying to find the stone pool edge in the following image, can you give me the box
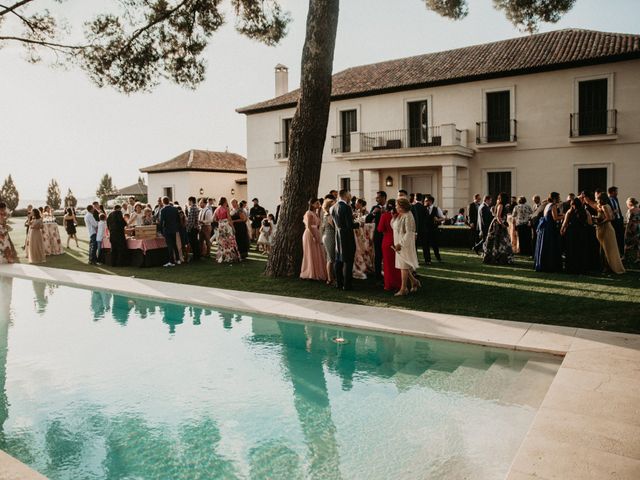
[0,264,639,480]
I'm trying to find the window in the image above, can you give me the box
[408,100,428,147]
[578,79,608,136]
[163,187,174,200]
[486,91,511,142]
[340,110,357,152]
[487,172,511,200]
[282,118,292,157]
[578,167,607,193]
[339,177,351,192]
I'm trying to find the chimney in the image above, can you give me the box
[275,64,288,97]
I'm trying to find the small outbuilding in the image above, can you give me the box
[140,149,248,203]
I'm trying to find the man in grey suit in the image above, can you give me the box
[331,189,359,290]
[473,195,493,254]
[467,193,481,249]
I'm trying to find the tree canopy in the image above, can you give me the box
[46,178,62,209]
[0,175,19,211]
[64,188,78,208]
[0,1,575,93]
[96,173,117,204]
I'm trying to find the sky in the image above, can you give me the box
[1,0,639,206]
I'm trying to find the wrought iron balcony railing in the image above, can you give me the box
[570,109,617,137]
[476,119,517,144]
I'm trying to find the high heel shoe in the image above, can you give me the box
[394,289,409,297]
[410,280,422,293]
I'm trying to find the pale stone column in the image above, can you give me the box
[455,167,470,212]
[349,170,363,198]
[441,165,457,214]
[361,169,380,204]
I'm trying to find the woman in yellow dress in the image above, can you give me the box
[27,209,47,264]
[595,192,625,274]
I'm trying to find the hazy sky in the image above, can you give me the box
[1,0,639,205]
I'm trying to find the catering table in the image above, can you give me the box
[101,236,169,267]
[42,221,63,256]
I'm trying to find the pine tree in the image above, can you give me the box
[64,188,78,208]
[46,179,62,210]
[0,175,20,211]
[96,174,117,205]
[137,176,145,185]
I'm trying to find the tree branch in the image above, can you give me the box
[0,3,37,32]
[0,35,87,49]
[0,0,35,17]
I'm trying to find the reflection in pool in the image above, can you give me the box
[0,277,561,479]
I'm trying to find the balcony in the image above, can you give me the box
[330,125,468,156]
[570,109,617,140]
[274,141,288,160]
[476,119,517,145]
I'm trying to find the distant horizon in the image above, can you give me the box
[2,0,639,204]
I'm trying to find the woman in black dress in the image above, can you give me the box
[231,199,250,259]
[63,207,78,248]
[106,206,128,267]
[561,198,592,274]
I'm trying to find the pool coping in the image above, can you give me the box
[0,264,638,480]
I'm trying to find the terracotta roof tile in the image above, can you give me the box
[140,150,247,173]
[237,29,640,114]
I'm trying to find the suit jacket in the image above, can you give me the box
[411,203,427,238]
[331,201,358,263]
[366,203,385,241]
[478,203,494,237]
[159,204,180,235]
[468,202,479,229]
[106,210,127,245]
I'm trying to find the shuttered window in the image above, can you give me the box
[578,79,608,135]
[578,168,607,193]
[486,91,510,142]
[487,172,512,200]
[408,100,428,147]
[341,110,358,152]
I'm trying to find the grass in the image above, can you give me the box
[7,219,640,334]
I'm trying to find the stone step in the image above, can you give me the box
[499,358,561,409]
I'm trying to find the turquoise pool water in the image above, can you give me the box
[0,277,561,479]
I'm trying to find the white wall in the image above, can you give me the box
[244,59,640,211]
[147,171,247,204]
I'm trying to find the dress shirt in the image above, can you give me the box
[609,196,622,219]
[199,206,213,225]
[84,212,98,236]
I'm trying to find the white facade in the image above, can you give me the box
[242,59,640,214]
[146,171,247,204]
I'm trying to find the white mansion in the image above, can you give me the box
[238,29,640,213]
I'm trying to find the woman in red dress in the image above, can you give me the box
[377,200,402,291]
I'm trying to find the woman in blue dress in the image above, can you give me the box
[534,192,563,272]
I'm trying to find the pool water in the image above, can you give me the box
[0,277,561,479]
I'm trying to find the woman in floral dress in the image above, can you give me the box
[623,197,640,267]
[0,202,18,264]
[213,197,241,263]
[483,192,514,265]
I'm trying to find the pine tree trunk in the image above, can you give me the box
[265,0,340,278]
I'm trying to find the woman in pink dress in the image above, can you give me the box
[300,198,327,281]
[377,200,401,291]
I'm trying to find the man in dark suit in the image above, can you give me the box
[608,186,625,255]
[365,190,387,281]
[106,205,128,267]
[159,196,180,266]
[424,194,443,263]
[467,193,481,249]
[473,195,493,254]
[560,193,575,215]
[411,193,429,264]
[331,189,359,290]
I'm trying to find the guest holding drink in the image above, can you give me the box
[392,198,421,296]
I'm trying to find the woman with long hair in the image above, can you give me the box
[300,198,327,281]
[27,208,46,264]
[128,203,145,226]
[63,207,79,248]
[595,192,625,274]
[230,199,250,259]
[561,198,592,274]
[534,192,563,272]
[213,197,241,263]
[623,197,640,267]
[378,199,401,292]
[392,198,420,296]
[483,192,514,265]
[320,197,336,285]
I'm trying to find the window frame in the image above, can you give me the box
[335,105,360,153]
[482,168,515,200]
[480,86,516,144]
[572,73,615,137]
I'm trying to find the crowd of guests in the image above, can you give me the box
[467,186,639,274]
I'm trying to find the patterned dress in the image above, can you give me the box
[213,207,241,263]
[483,209,514,265]
[623,209,640,266]
[0,215,18,264]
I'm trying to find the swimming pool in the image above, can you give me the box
[0,276,561,479]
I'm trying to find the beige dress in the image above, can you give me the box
[596,205,625,274]
[27,219,46,264]
[392,213,419,270]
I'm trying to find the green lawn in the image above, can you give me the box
[7,219,640,334]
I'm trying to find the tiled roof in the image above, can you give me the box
[116,182,147,196]
[140,150,247,174]
[237,29,640,114]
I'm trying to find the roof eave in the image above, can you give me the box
[237,52,640,115]
[139,168,248,174]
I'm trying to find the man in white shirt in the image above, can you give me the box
[84,204,99,264]
[198,198,213,257]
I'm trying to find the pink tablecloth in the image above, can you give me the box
[102,236,167,253]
